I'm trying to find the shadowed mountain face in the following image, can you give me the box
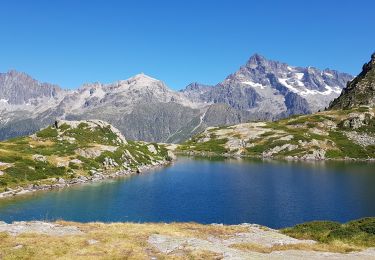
[0,55,352,143]
[329,53,375,109]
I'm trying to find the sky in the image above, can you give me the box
[0,0,374,90]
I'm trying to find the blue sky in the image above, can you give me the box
[0,0,374,89]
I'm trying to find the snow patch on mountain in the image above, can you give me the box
[241,81,266,89]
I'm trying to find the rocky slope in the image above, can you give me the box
[0,55,352,143]
[329,53,375,109]
[0,218,374,259]
[0,119,173,197]
[178,106,375,160]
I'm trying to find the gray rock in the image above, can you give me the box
[57,178,66,184]
[301,149,326,160]
[147,144,158,154]
[86,239,99,245]
[32,154,47,162]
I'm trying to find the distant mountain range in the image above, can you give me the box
[0,54,353,142]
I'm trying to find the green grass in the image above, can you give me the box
[246,140,289,155]
[282,218,375,247]
[193,138,228,154]
[36,127,58,138]
[286,114,332,126]
[63,124,120,146]
[327,131,369,159]
[179,136,228,154]
[1,158,67,187]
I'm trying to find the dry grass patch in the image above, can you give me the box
[0,222,250,259]
[231,240,361,254]
[29,139,55,147]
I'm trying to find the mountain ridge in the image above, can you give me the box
[0,54,353,143]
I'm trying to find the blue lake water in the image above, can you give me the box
[0,157,374,228]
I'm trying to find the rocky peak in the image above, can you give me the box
[246,53,267,67]
[0,70,64,105]
[125,73,160,85]
[5,70,31,79]
[329,53,375,109]
[244,54,288,73]
[109,73,168,93]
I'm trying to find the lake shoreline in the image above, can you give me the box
[176,151,375,162]
[0,159,173,200]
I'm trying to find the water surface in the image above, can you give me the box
[0,157,374,228]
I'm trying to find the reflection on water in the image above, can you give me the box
[0,157,374,228]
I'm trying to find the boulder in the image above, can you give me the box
[167,150,177,160]
[57,178,66,184]
[57,161,69,167]
[75,148,102,159]
[301,149,326,160]
[70,159,83,164]
[147,144,158,154]
[32,154,47,162]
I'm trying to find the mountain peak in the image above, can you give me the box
[246,53,268,66]
[130,73,158,82]
[3,70,33,80]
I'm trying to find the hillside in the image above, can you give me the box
[0,120,173,197]
[330,53,375,109]
[178,106,375,160]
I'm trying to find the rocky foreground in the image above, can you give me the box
[0,221,374,259]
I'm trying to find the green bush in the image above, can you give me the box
[281,218,375,247]
[348,218,375,235]
[282,221,341,242]
[58,123,71,131]
[193,138,228,154]
[36,127,58,138]
[327,226,362,240]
